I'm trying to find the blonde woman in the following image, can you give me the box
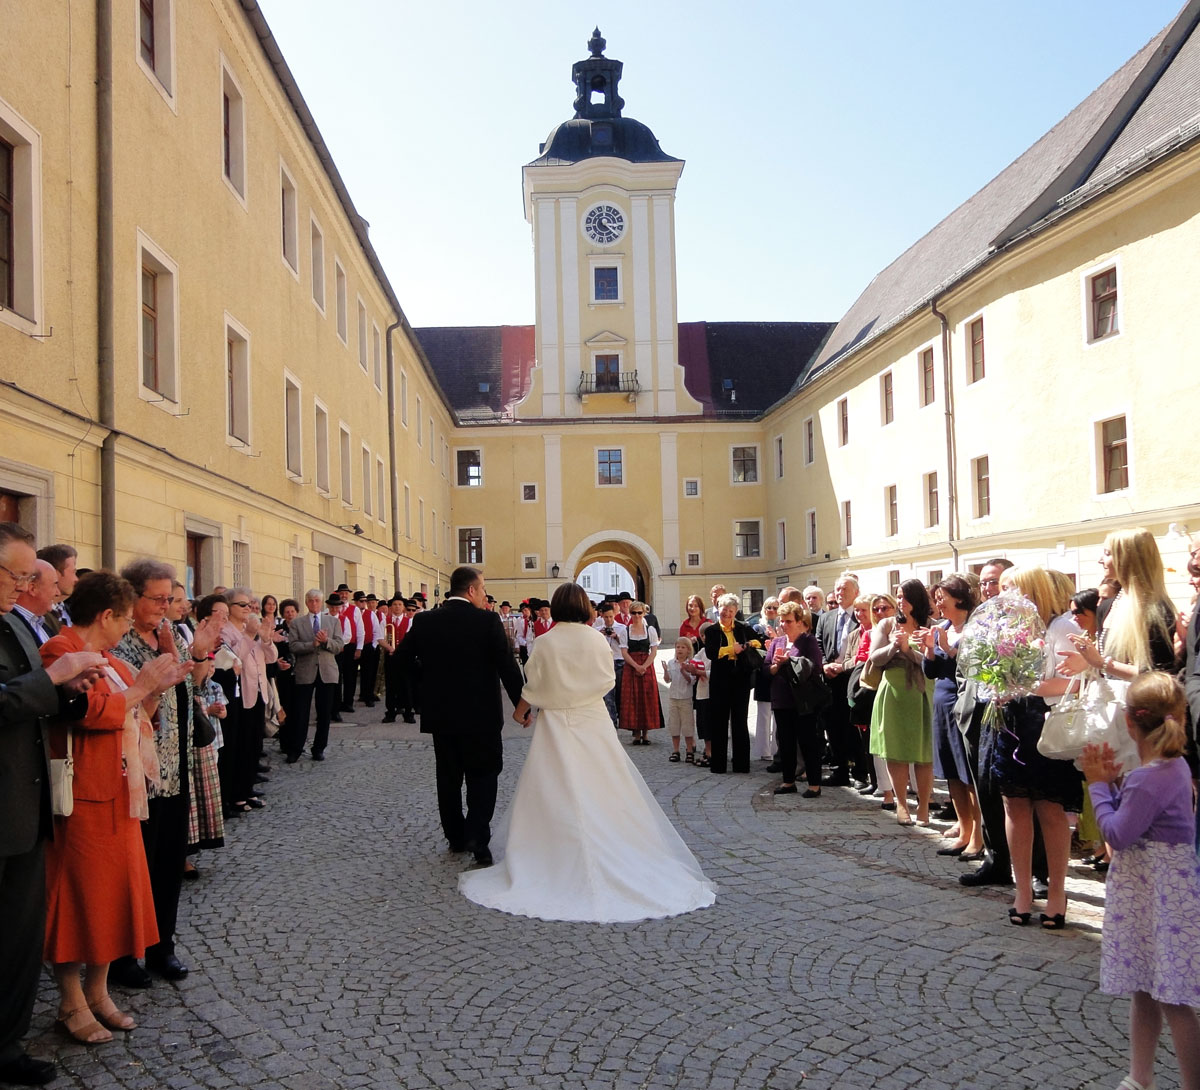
[619,602,662,745]
[993,566,1082,928]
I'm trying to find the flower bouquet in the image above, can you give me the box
[957,589,1046,731]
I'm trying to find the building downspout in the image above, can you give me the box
[385,318,402,593]
[97,0,116,569]
[931,297,959,571]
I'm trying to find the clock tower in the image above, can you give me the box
[519,29,700,419]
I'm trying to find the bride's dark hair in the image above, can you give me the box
[550,582,592,624]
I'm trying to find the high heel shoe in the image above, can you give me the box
[1040,912,1068,930]
[1007,908,1031,926]
[57,1006,112,1044]
[88,996,137,1031]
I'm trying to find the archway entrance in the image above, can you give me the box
[562,531,678,625]
[575,547,647,602]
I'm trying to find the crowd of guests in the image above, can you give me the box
[2,517,1199,1087]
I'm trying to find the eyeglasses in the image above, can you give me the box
[140,594,172,605]
[0,562,36,587]
[630,611,644,615]
[872,604,892,613]
[229,600,251,608]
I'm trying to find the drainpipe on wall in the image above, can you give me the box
[930,297,959,571]
[385,317,402,593]
[97,0,116,569]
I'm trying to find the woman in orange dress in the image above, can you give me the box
[40,572,188,1044]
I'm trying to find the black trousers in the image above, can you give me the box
[708,673,751,773]
[337,646,358,709]
[432,731,503,849]
[238,698,264,798]
[290,678,335,757]
[384,654,414,716]
[141,791,188,961]
[358,645,379,705]
[0,843,44,1063]
[966,708,1011,877]
[822,673,863,776]
[774,707,823,787]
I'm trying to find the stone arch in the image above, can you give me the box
[563,530,671,613]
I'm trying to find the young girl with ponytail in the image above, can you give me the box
[1081,672,1200,1090]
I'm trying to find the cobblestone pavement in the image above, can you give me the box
[25,697,1171,1090]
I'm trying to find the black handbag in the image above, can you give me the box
[192,702,218,748]
[784,657,832,715]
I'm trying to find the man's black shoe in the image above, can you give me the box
[311,752,325,761]
[331,713,343,723]
[402,714,416,724]
[284,754,300,764]
[340,704,354,713]
[824,772,852,787]
[146,953,189,981]
[765,762,782,774]
[363,700,376,708]
[959,864,1013,888]
[0,1054,56,1086]
[1032,878,1050,900]
[110,957,152,989]
[381,714,397,723]
[473,847,494,867]
[253,775,269,786]
[448,840,468,853]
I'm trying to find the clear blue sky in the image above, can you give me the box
[256,0,1183,329]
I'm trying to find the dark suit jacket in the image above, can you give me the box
[396,599,524,735]
[702,618,758,696]
[0,613,61,857]
[816,608,859,669]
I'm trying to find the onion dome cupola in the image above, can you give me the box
[529,29,681,166]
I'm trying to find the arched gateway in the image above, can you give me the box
[562,531,678,620]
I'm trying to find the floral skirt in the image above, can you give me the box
[1101,839,1200,1006]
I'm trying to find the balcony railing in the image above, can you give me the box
[577,370,640,396]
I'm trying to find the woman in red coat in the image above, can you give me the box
[40,572,187,1044]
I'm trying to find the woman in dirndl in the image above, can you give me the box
[619,601,662,745]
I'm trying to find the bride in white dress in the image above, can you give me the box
[458,583,717,923]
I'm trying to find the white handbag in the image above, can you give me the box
[1037,671,1136,769]
[50,727,74,818]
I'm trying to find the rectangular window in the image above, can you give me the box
[806,510,817,557]
[1100,415,1129,493]
[361,446,373,517]
[0,139,12,309]
[803,417,815,465]
[595,354,620,391]
[837,398,849,446]
[137,0,174,95]
[887,569,901,594]
[777,520,787,561]
[221,64,245,197]
[139,0,155,68]
[141,265,160,392]
[732,445,758,483]
[523,555,539,572]
[458,527,484,565]
[372,323,382,390]
[284,376,301,477]
[456,449,482,487]
[314,402,330,493]
[1091,268,1118,340]
[334,260,347,342]
[842,499,852,547]
[232,539,249,589]
[597,448,623,486]
[339,426,352,504]
[775,435,784,479]
[416,397,423,445]
[225,321,250,446]
[885,484,898,537]
[400,371,408,425]
[418,499,424,546]
[138,235,178,401]
[741,589,764,615]
[734,520,761,559]
[919,347,935,407]
[968,317,985,383]
[291,555,305,602]
[924,471,939,527]
[973,456,991,517]
[683,478,700,498]
[521,483,538,502]
[357,300,368,372]
[428,418,434,462]
[377,458,386,523]
[403,484,410,537]
[928,569,944,588]
[686,552,701,568]
[310,219,325,309]
[593,266,619,301]
[880,372,894,425]
[280,163,298,273]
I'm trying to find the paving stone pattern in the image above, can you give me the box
[26,702,1173,1090]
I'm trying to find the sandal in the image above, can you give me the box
[1040,912,1068,930]
[88,995,137,1031]
[57,1006,113,1044]
[697,755,710,767]
[685,751,695,764]
[1007,908,1031,926]
[668,752,681,762]
[1116,1077,1155,1090]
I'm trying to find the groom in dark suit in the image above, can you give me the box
[397,566,525,866]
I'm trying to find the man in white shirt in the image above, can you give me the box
[593,600,628,727]
[335,593,365,717]
[10,560,58,647]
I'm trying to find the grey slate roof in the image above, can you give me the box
[800,2,1200,390]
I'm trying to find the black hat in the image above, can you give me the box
[365,593,378,603]
[336,583,351,592]
[500,601,511,608]
[352,590,367,601]
[617,590,633,601]
[325,593,342,606]
[388,595,405,605]
[413,592,427,601]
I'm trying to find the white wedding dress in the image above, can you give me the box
[458,622,717,923]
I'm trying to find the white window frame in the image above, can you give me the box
[1082,258,1122,347]
[339,423,352,506]
[376,457,386,523]
[1092,411,1133,497]
[416,397,423,446]
[356,297,368,372]
[283,370,302,480]
[399,370,408,426]
[774,435,784,479]
[522,554,541,573]
[588,254,623,305]
[224,312,252,450]
[310,216,325,312]
[802,416,815,466]
[965,312,986,384]
[918,343,936,408]
[596,446,625,488]
[403,483,411,538]
[457,526,485,566]
[136,229,180,408]
[313,399,330,495]
[837,398,849,447]
[733,518,762,560]
[428,418,434,462]
[776,519,787,562]
[372,322,382,391]
[361,443,373,518]
[334,258,347,344]
[842,499,852,548]
[805,509,817,557]
[924,471,940,528]
[417,497,424,546]
[682,478,701,499]
[219,57,246,203]
[884,483,899,538]
[279,160,299,278]
[880,370,894,426]
[0,99,44,335]
[520,482,538,503]
[136,0,177,108]
[730,443,760,486]
[970,455,991,521]
[685,551,702,569]
[455,448,483,488]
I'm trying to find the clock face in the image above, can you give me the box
[583,203,625,245]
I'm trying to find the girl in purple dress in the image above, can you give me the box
[1081,672,1200,1090]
